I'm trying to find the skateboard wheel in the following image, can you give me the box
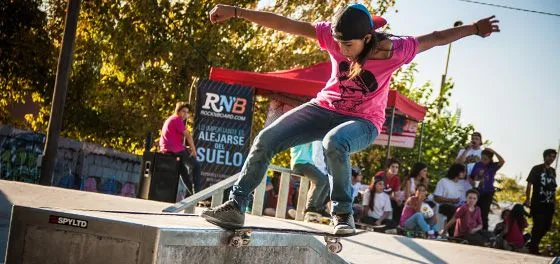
[324,236,338,243]
[229,236,244,248]
[327,242,342,253]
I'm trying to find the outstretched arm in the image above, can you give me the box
[209,4,316,39]
[416,16,500,54]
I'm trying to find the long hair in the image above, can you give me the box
[348,32,390,79]
[407,162,427,182]
[368,187,376,212]
[368,180,383,212]
[510,204,528,228]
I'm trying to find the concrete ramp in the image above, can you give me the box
[0,180,554,264]
[6,206,345,264]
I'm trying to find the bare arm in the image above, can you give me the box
[442,216,457,235]
[209,4,316,39]
[524,183,532,206]
[434,195,459,204]
[183,130,196,156]
[417,16,500,54]
[484,147,505,167]
[377,211,391,224]
[456,147,470,164]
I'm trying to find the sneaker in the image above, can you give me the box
[201,200,245,228]
[332,213,356,235]
[427,230,436,239]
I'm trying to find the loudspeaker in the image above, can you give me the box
[148,153,181,203]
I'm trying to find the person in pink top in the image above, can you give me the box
[502,203,529,251]
[202,3,500,235]
[160,102,201,193]
[441,189,490,245]
[400,184,438,238]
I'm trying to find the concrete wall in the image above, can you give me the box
[6,206,347,264]
[0,125,141,197]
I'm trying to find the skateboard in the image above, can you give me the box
[354,222,386,232]
[225,226,365,254]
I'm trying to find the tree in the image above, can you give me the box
[11,0,396,154]
[0,0,56,127]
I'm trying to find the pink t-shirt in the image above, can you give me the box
[159,115,186,153]
[504,217,527,248]
[312,22,419,132]
[400,195,421,227]
[454,205,482,237]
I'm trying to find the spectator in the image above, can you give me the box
[159,102,201,194]
[502,204,529,252]
[470,148,505,230]
[441,189,490,246]
[456,132,483,197]
[263,175,297,219]
[351,167,368,220]
[290,141,330,222]
[524,149,558,255]
[361,176,393,229]
[403,162,429,200]
[434,163,466,235]
[400,184,438,238]
[493,209,510,237]
[373,159,403,224]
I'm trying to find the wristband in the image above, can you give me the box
[474,23,480,36]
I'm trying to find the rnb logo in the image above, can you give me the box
[202,92,247,114]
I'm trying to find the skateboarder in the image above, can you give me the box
[202,3,500,235]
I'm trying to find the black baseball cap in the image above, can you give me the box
[332,4,387,41]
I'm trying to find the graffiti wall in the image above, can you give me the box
[0,125,141,197]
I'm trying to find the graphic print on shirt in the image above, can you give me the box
[332,61,378,112]
[465,154,480,165]
[539,170,557,204]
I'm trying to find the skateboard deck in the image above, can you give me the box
[205,220,364,254]
[355,222,386,232]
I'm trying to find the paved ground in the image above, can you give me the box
[0,180,554,264]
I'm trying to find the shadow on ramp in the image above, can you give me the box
[394,236,447,264]
[345,236,432,264]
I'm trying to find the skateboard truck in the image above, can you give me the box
[228,228,346,254]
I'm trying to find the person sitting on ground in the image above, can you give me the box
[501,203,529,252]
[403,162,429,201]
[493,209,510,237]
[263,174,297,219]
[400,184,438,238]
[351,167,368,220]
[434,163,467,235]
[361,176,393,230]
[373,159,404,225]
[441,189,490,246]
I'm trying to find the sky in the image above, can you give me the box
[380,0,559,182]
[256,0,559,182]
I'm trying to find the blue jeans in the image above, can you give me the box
[404,212,434,232]
[293,163,329,211]
[230,102,378,214]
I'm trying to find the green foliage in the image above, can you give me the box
[0,0,56,127]
[3,0,397,154]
